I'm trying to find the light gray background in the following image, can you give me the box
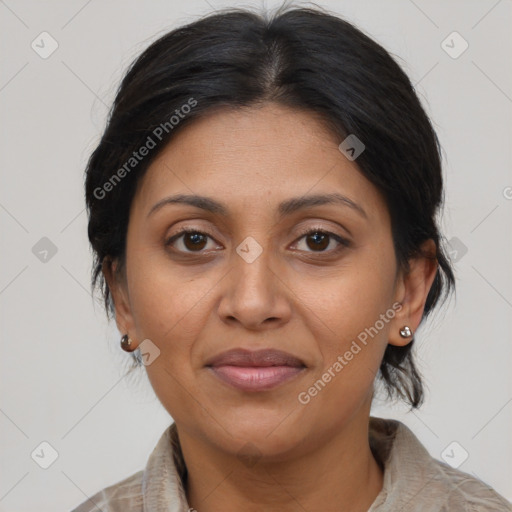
[1,0,511,510]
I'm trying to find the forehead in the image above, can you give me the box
[133,103,387,221]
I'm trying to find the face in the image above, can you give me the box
[105,103,436,460]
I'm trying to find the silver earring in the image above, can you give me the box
[399,326,412,338]
[120,334,135,352]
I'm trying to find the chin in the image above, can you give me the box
[206,409,306,459]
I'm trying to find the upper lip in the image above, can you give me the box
[205,348,306,368]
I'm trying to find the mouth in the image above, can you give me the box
[205,348,307,392]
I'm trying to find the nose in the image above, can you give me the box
[216,242,292,330]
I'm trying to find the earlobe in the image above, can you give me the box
[388,239,438,347]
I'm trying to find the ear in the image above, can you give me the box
[102,257,139,349]
[388,239,438,347]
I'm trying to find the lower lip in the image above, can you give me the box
[208,365,305,392]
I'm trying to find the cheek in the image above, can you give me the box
[126,256,220,420]
[123,263,206,402]
[295,243,397,395]
[295,292,393,427]
[127,244,219,338]
[297,247,396,340]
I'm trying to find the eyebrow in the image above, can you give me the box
[147,192,367,219]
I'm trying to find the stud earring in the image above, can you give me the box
[399,326,412,338]
[120,334,135,352]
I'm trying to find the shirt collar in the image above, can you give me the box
[142,422,189,512]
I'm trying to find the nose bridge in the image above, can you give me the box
[217,233,289,327]
[233,234,275,297]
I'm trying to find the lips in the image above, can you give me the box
[205,348,306,392]
[205,348,306,368]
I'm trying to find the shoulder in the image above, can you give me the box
[369,417,512,512]
[428,458,512,511]
[70,469,144,512]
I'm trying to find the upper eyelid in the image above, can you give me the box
[166,218,351,238]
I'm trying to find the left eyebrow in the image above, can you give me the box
[277,193,367,219]
[146,192,367,219]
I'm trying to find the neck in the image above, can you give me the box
[177,409,384,512]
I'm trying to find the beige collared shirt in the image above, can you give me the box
[71,417,512,511]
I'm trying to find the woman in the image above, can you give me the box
[72,4,511,511]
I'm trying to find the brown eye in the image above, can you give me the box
[294,229,350,254]
[305,232,329,251]
[165,229,216,253]
[182,232,208,251]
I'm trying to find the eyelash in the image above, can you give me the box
[165,227,350,256]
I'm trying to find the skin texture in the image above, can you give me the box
[104,103,438,512]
